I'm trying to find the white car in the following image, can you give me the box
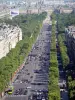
[26,86,31,89]
[42,97,46,100]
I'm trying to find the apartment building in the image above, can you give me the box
[65,26,75,61]
[0,23,22,59]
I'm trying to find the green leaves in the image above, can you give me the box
[56,13,75,33]
[0,12,47,92]
[55,12,75,100]
[68,75,75,100]
[58,34,69,68]
[48,14,60,100]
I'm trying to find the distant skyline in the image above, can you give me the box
[15,0,74,1]
[9,0,75,1]
[0,0,75,4]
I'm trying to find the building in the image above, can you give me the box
[58,7,73,14]
[65,26,75,62]
[0,23,22,59]
[65,0,75,7]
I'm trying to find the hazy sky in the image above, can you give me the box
[0,0,75,3]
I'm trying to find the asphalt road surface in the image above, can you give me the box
[4,19,51,100]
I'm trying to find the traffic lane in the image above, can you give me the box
[41,24,51,32]
[61,90,68,100]
[34,75,48,81]
[13,83,30,95]
[13,60,48,92]
[13,36,49,78]
[14,88,27,95]
[12,65,34,94]
[13,70,32,83]
[5,23,51,99]
[31,84,48,91]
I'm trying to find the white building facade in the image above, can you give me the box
[0,23,22,59]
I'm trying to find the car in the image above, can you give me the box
[42,97,46,100]
[27,86,31,89]
[5,86,14,95]
[25,69,28,71]
[5,89,13,95]
[27,73,30,75]
[14,89,22,95]
[34,70,39,73]
[14,91,19,95]
[41,89,48,93]
[20,81,22,83]
[36,94,42,100]
[60,89,65,92]
[30,76,33,78]
[23,90,28,95]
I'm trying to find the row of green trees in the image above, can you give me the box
[58,34,69,68]
[48,14,60,100]
[68,74,75,100]
[55,13,75,33]
[0,12,47,92]
[55,12,75,100]
[58,34,75,99]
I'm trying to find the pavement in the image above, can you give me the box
[3,15,51,100]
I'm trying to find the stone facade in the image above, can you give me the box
[65,26,75,61]
[0,23,22,59]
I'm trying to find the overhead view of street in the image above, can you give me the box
[0,0,75,100]
[4,17,51,100]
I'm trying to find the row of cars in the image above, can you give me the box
[29,90,48,100]
[28,24,51,100]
